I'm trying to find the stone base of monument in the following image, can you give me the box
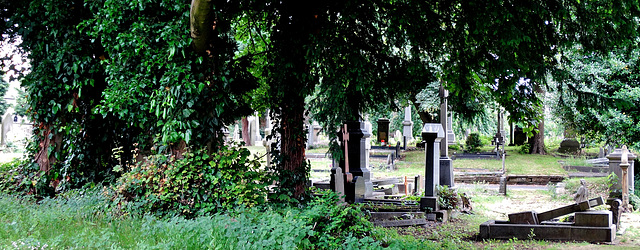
[480,197,616,243]
[370,212,428,227]
[479,220,615,242]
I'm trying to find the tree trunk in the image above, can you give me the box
[278,97,307,198]
[530,85,546,155]
[241,117,250,146]
[189,0,214,54]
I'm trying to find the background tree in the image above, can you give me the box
[551,46,640,151]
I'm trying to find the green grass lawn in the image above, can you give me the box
[395,146,567,176]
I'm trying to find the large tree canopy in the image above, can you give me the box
[0,0,638,199]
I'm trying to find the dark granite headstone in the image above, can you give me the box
[377,118,390,145]
[513,126,527,146]
[420,123,444,211]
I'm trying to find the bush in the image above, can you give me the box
[437,185,460,210]
[111,144,268,217]
[0,158,30,194]
[465,133,483,153]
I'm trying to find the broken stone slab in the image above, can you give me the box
[507,197,605,224]
[369,211,425,221]
[480,220,616,243]
[373,219,428,227]
[574,211,612,227]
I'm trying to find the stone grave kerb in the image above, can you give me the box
[420,123,444,211]
[607,148,637,193]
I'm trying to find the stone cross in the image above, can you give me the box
[342,124,353,183]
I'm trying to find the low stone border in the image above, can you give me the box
[455,174,565,185]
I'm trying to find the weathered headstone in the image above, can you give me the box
[1,113,13,146]
[233,124,240,141]
[420,123,444,211]
[394,130,402,141]
[446,113,455,145]
[330,166,345,203]
[498,176,507,196]
[253,112,262,146]
[439,89,454,187]
[402,106,414,145]
[364,117,372,169]
[607,147,637,193]
[558,139,581,154]
[377,118,390,145]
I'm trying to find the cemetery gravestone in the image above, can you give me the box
[446,113,455,145]
[607,148,637,193]
[439,92,454,187]
[420,123,444,211]
[513,126,527,146]
[377,118,390,145]
[558,138,581,154]
[402,106,413,145]
[0,113,13,146]
[335,121,374,203]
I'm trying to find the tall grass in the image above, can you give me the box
[0,188,380,249]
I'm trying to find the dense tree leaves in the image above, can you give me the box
[1,0,256,194]
[551,47,640,151]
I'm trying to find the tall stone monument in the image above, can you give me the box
[607,147,637,193]
[420,123,444,211]
[332,121,374,203]
[439,88,454,187]
[402,106,413,147]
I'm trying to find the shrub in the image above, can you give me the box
[465,133,483,153]
[0,158,31,195]
[437,185,460,210]
[111,144,268,217]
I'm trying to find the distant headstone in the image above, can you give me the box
[233,124,240,141]
[498,176,507,196]
[394,130,402,140]
[377,118,390,145]
[599,147,605,158]
[1,113,13,146]
[402,106,414,143]
[558,139,580,154]
[330,166,345,203]
[513,126,527,146]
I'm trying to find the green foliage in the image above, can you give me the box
[0,79,9,117]
[0,159,24,194]
[0,189,379,249]
[518,143,531,155]
[112,145,268,217]
[1,0,256,194]
[437,185,460,210]
[551,47,640,151]
[465,133,483,153]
